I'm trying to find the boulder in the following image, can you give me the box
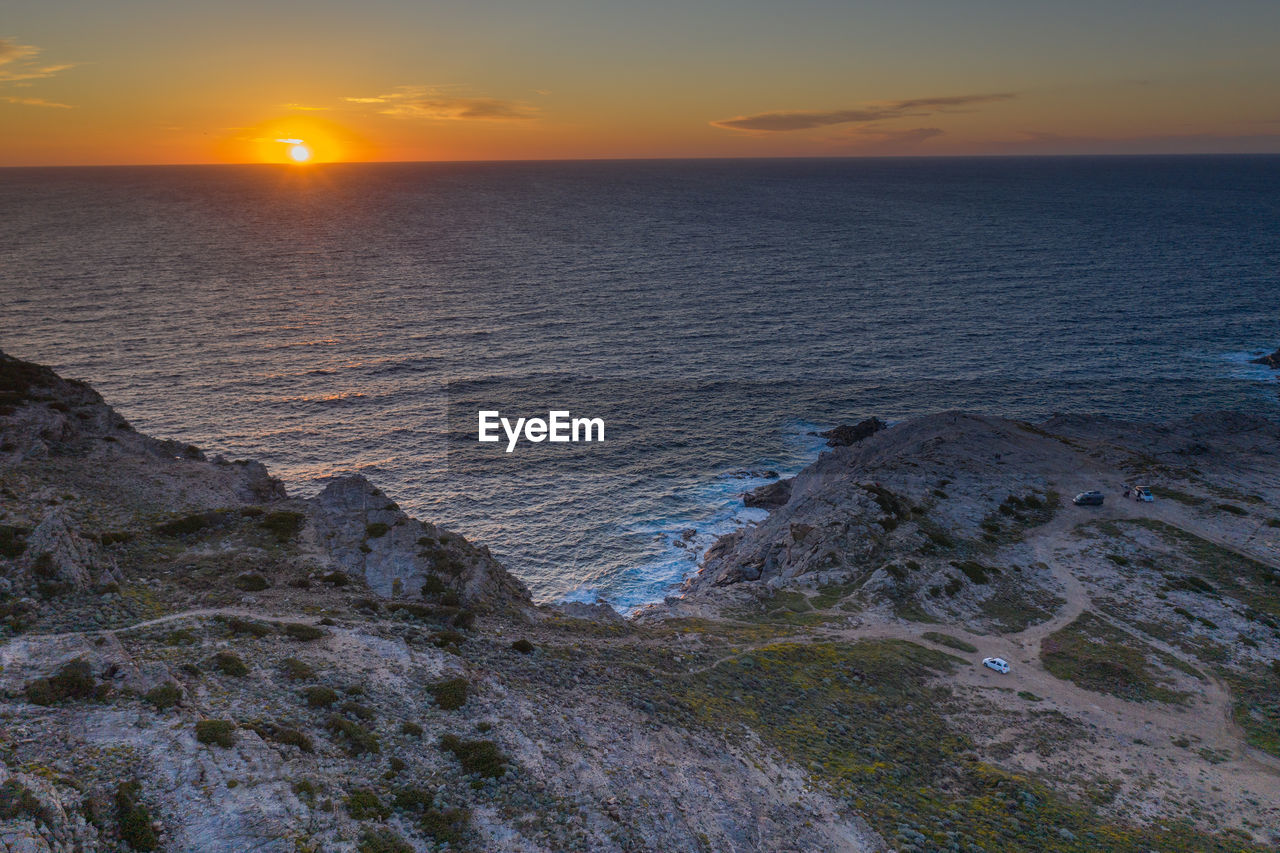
[743,478,793,509]
[819,417,887,447]
[1252,347,1280,368]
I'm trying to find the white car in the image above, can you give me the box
[1127,486,1154,502]
[982,657,1010,674]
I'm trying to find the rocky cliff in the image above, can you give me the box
[2,353,1278,853]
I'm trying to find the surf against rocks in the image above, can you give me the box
[477,410,605,452]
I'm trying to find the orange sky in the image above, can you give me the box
[3,0,1280,166]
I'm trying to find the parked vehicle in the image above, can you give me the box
[1124,485,1154,502]
[982,657,1010,674]
[1073,491,1105,506]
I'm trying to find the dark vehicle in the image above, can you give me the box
[1073,491,1105,506]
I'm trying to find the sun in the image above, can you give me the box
[289,143,311,163]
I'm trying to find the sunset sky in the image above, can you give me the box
[4,0,1280,165]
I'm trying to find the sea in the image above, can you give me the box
[2,156,1277,610]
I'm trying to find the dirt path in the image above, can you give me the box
[5,607,320,646]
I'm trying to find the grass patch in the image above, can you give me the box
[439,734,508,778]
[195,719,236,747]
[428,677,469,711]
[1117,518,1280,618]
[143,683,182,711]
[1222,664,1280,758]
[115,781,158,851]
[345,788,390,820]
[921,631,977,653]
[24,659,107,705]
[1149,486,1206,507]
[280,657,314,680]
[672,638,1252,853]
[213,651,249,676]
[1042,613,1190,704]
[259,510,305,542]
[326,715,379,755]
[283,622,325,641]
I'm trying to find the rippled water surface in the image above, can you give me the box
[2,157,1277,607]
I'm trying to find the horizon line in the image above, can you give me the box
[3,151,1280,170]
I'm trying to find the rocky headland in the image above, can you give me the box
[1,350,1279,852]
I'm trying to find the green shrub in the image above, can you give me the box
[341,700,376,720]
[223,617,273,638]
[429,630,466,648]
[284,623,325,641]
[233,573,269,592]
[386,601,434,619]
[195,719,236,747]
[213,651,249,676]
[420,807,470,844]
[326,715,380,755]
[153,512,217,537]
[320,571,349,586]
[0,524,29,558]
[280,657,315,679]
[950,560,998,585]
[268,726,314,752]
[365,522,391,538]
[400,721,424,737]
[510,638,535,654]
[345,788,390,820]
[421,574,446,596]
[115,781,157,851]
[0,778,47,823]
[260,510,306,542]
[439,589,461,607]
[163,628,198,646]
[428,677,468,711]
[357,828,412,853]
[24,659,103,705]
[438,734,507,777]
[452,609,475,630]
[303,686,338,708]
[143,683,182,711]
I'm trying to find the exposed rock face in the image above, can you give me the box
[819,417,887,447]
[22,507,120,592]
[308,474,531,609]
[1252,346,1280,368]
[742,477,793,509]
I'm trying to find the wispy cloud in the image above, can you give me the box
[0,37,74,107]
[1,95,71,108]
[344,86,536,121]
[712,93,1013,132]
[281,102,329,112]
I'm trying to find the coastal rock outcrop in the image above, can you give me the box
[308,474,531,609]
[742,477,793,509]
[819,417,887,447]
[1252,346,1280,368]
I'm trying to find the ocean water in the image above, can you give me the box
[2,156,1278,609]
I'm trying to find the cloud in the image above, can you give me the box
[0,39,38,66]
[1,95,71,108]
[282,102,329,112]
[712,93,1013,132]
[0,38,74,103]
[343,86,536,121]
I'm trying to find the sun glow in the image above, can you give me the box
[289,143,311,163]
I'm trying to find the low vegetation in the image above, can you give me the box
[1042,612,1191,704]
[195,719,237,748]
